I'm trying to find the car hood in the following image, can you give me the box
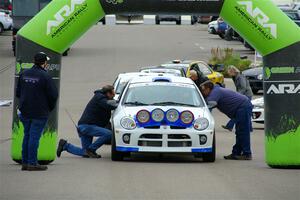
[251,97,264,107]
[242,67,263,76]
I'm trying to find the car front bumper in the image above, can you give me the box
[114,127,214,153]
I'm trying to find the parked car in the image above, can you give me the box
[113,72,169,100]
[140,66,185,77]
[111,75,216,161]
[155,15,181,25]
[199,16,218,24]
[0,0,11,11]
[0,10,12,33]
[251,97,264,124]
[242,67,263,94]
[162,60,225,86]
[208,20,218,34]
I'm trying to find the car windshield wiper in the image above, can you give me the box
[152,101,197,107]
[124,101,149,106]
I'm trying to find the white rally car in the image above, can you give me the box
[251,97,264,124]
[111,75,216,162]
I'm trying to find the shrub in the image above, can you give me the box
[208,47,252,77]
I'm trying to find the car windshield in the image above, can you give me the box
[198,63,212,75]
[122,83,204,107]
[141,69,183,77]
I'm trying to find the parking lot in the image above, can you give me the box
[0,24,299,200]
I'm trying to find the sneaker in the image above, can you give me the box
[224,154,239,160]
[221,125,233,132]
[57,139,67,158]
[238,154,253,160]
[27,164,48,171]
[85,149,101,158]
[21,164,28,171]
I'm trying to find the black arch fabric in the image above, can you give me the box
[13,0,300,167]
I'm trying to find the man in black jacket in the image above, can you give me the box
[57,85,117,158]
[16,52,58,171]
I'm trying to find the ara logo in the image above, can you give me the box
[238,1,277,38]
[267,84,300,94]
[106,0,123,4]
[46,0,86,35]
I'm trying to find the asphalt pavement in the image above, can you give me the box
[0,24,299,200]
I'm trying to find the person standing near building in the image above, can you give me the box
[222,65,253,131]
[16,52,58,171]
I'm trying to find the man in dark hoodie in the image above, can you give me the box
[17,52,58,171]
[57,85,117,158]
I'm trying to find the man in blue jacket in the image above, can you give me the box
[200,81,253,160]
[57,85,117,158]
[16,52,58,171]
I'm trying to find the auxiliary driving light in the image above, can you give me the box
[136,110,150,123]
[199,135,207,145]
[180,110,194,124]
[166,109,179,123]
[151,108,165,122]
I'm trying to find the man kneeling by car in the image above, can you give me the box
[200,81,253,160]
[57,85,118,158]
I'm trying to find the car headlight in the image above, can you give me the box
[166,109,180,123]
[136,110,150,124]
[193,118,209,131]
[120,117,136,130]
[151,108,164,122]
[180,110,194,125]
[257,74,263,80]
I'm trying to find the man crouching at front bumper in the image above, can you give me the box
[200,81,253,160]
[57,85,118,158]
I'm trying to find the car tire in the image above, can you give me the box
[210,28,216,34]
[111,131,127,161]
[0,23,4,33]
[176,20,181,25]
[218,33,225,39]
[202,134,216,162]
[252,89,259,94]
[156,19,160,25]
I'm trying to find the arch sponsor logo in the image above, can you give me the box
[106,0,123,4]
[267,84,300,94]
[237,1,277,39]
[46,0,86,36]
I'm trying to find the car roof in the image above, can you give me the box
[140,65,184,70]
[129,75,194,85]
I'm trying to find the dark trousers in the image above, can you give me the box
[232,104,253,156]
[64,124,112,156]
[19,115,48,165]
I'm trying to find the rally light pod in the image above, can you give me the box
[180,110,194,125]
[136,110,150,124]
[166,109,180,123]
[151,108,165,122]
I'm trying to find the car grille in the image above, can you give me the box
[138,134,192,147]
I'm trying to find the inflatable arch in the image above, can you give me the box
[12,0,300,168]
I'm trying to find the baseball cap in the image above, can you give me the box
[34,52,50,63]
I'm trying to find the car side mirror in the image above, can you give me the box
[207,101,217,109]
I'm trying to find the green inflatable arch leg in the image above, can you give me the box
[13,0,300,167]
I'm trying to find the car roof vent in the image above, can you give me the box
[152,77,171,82]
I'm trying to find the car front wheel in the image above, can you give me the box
[111,132,128,161]
[202,134,216,162]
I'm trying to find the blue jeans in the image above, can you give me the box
[19,115,48,165]
[225,96,252,130]
[64,124,112,156]
[232,104,253,156]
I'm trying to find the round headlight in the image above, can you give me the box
[151,108,164,122]
[120,117,136,130]
[193,118,209,131]
[180,110,194,124]
[166,109,179,123]
[136,110,150,123]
